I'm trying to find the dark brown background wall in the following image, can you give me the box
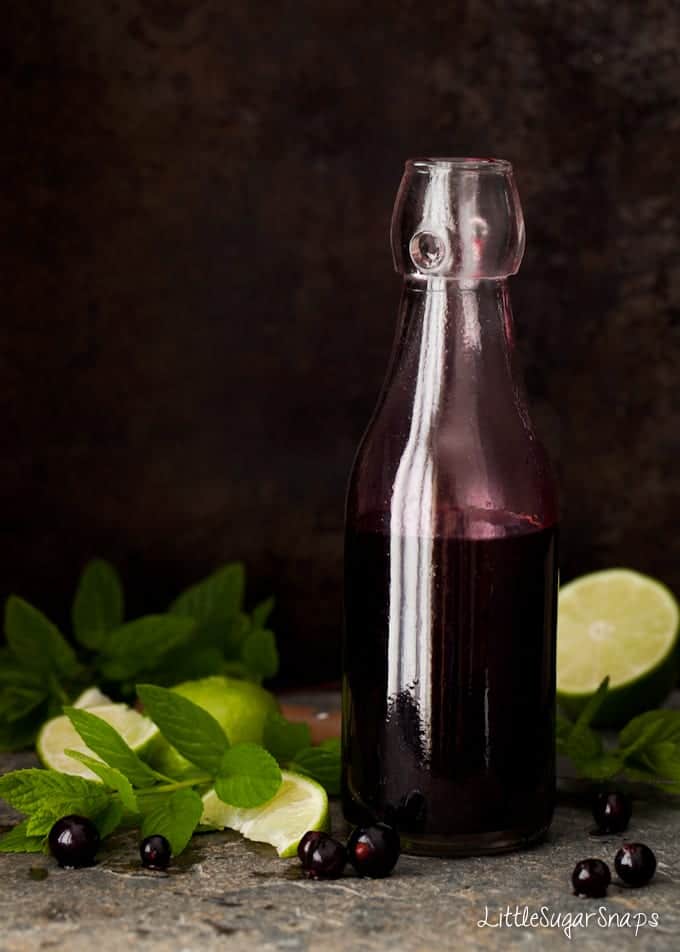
[2,1,679,684]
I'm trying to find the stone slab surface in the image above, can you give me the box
[1,750,679,951]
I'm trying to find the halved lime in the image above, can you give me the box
[37,704,159,780]
[72,687,113,709]
[557,569,680,727]
[201,770,329,857]
[146,676,278,778]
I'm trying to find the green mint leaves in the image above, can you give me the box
[64,707,159,788]
[0,692,341,858]
[5,597,81,680]
[140,789,204,856]
[0,559,280,752]
[215,744,281,808]
[72,559,124,650]
[262,711,341,795]
[289,739,341,796]
[0,688,286,856]
[263,711,312,763]
[136,685,229,775]
[558,677,680,790]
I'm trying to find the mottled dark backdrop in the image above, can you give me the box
[1,1,679,684]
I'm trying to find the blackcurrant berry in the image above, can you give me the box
[347,823,400,878]
[48,815,100,868]
[592,790,632,833]
[297,830,328,867]
[140,834,172,869]
[303,835,347,879]
[615,843,656,887]
[572,858,611,898]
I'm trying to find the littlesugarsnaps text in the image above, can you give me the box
[477,904,660,940]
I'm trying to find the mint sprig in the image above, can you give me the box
[0,693,341,858]
[558,677,680,791]
[0,559,280,752]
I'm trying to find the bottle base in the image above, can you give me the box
[397,824,550,858]
[342,796,552,857]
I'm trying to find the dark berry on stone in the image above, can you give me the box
[48,815,100,868]
[297,830,328,867]
[592,790,632,833]
[615,843,656,887]
[347,823,400,878]
[140,834,172,870]
[572,858,611,898]
[303,835,347,879]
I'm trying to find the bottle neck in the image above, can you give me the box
[398,277,522,398]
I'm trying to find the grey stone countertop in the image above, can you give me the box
[1,695,679,951]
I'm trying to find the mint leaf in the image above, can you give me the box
[73,559,124,650]
[263,711,311,763]
[241,628,278,681]
[215,743,281,807]
[141,789,203,856]
[565,723,602,764]
[64,708,159,788]
[170,564,244,624]
[634,741,680,781]
[0,650,46,686]
[289,743,341,795]
[0,769,110,819]
[1,686,47,723]
[136,684,228,774]
[64,750,138,811]
[222,613,252,656]
[95,799,125,838]
[5,597,80,678]
[620,710,680,755]
[0,820,45,853]
[99,616,196,679]
[252,597,275,628]
[574,677,610,728]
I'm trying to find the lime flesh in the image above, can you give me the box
[37,704,159,780]
[557,569,679,727]
[201,770,329,857]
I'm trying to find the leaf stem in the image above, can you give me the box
[135,775,212,797]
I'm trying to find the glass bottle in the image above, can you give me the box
[342,158,559,856]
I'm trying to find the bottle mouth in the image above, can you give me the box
[406,157,512,173]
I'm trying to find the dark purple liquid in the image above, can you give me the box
[342,517,558,850]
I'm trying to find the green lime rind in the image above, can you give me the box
[557,568,680,728]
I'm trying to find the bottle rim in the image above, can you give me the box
[406,157,512,173]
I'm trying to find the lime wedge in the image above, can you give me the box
[37,704,159,780]
[557,569,680,727]
[201,770,329,857]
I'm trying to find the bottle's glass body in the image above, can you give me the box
[342,159,559,856]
